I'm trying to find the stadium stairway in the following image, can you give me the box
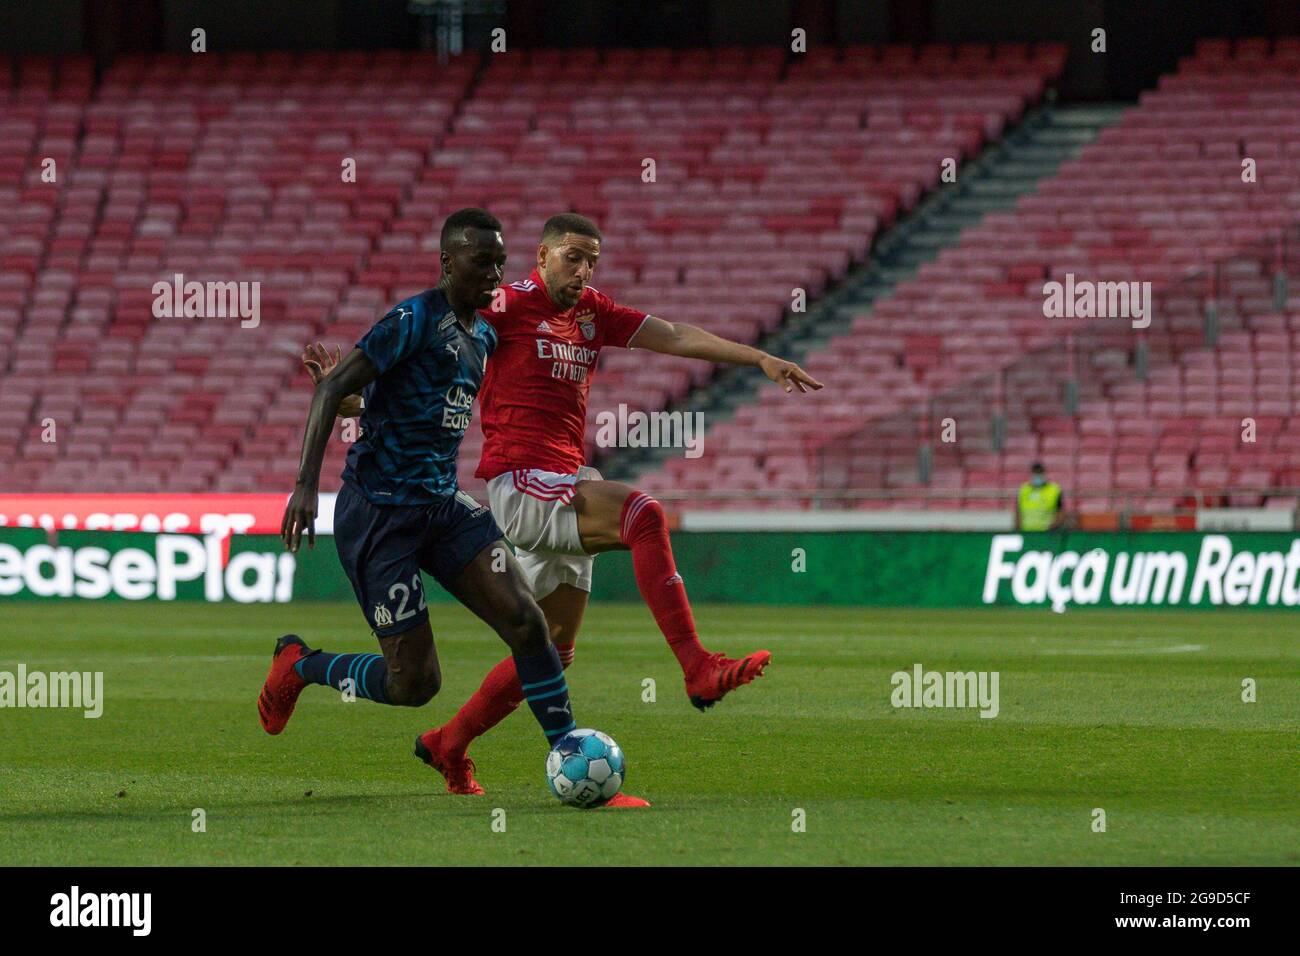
[631,37,1300,510]
[602,102,1129,483]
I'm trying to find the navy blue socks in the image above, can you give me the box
[295,650,391,704]
[514,644,576,744]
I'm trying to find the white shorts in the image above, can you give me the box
[486,466,602,599]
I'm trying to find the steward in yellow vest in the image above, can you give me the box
[1018,464,1062,531]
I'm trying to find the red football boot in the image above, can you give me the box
[257,634,310,735]
[414,727,486,795]
[603,792,651,808]
[684,649,772,711]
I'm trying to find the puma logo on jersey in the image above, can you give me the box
[546,702,572,715]
[393,306,413,322]
[445,342,460,360]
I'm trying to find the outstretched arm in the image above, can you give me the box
[282,348,380,552]
[628,316,823,393]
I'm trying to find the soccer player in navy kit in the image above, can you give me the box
[259,209,580,769]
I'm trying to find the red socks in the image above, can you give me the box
[437,490,701,760]
[440,643,576,757]
[440,655,522,756]
[620,491,708,675]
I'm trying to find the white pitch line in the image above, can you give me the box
[1040,643,1206,656]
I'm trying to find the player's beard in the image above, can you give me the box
[553,283,582,309]
[542,271,582,309]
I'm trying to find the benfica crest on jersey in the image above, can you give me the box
[576,311,596,340]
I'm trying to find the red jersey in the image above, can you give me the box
[475,269,649,479]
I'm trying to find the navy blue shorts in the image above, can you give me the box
[333,481,503,638]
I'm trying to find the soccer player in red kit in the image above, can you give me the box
[306,213,821,802]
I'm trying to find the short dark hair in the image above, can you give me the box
[1030,461,1045,473]
[540,213,601,245]
[440,207,502,249]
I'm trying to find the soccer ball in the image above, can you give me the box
[546,729,625,808]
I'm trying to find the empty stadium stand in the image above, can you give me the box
[637,37,1300,512]
[0,43,1062,497]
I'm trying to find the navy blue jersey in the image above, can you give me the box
[342,288,497,505]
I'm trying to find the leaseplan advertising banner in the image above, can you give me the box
[0,529,314,603]
[3,528,1299,608]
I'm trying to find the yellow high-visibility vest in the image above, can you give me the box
[1018,481,1061,531]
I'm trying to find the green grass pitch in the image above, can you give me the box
[1,601,1295,866]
